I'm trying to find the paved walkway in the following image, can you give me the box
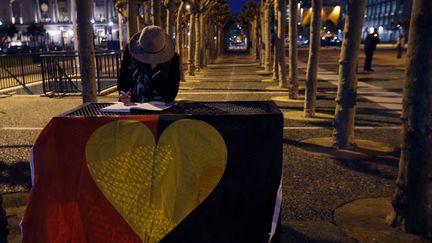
[0,50,413,242]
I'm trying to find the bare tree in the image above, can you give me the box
[194,12,201,72]
[387,0,432,237]
[263,0,272,72]
[144,1,151,25]
[128,0,139,37]
[76,0,97,102]
[332,0,366,148]
[240,1,260,59]
[176,0,186,81]
[304,0,323,117]
[288,0,298,98]
[152,0,162,26]
[164,0,175,37]
[188,1,197,76]
[276,0,287,87]
[259,2,265,67]
[273,1,279,82]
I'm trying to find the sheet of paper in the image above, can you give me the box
[101,101,173,113]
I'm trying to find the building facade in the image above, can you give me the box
[0,0,123,49]
[363,0,412,42]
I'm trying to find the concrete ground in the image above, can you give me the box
[0,48,427,242]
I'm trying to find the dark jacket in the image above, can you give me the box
[117,45,180,102]
[364,33,380,51]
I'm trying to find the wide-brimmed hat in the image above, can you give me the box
[129,25,175,64]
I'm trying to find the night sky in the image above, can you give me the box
[228,0,259,14]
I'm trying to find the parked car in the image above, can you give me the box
[321,34,342,46]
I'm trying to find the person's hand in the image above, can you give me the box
[119,90,131,103]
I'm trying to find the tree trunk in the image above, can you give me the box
[259,3,265,67]
[277,0,287,87]
[288,0,299,98]
[273,1,279,82]
[254,16,260,60]
[332,0,366,148]
[217,27,223,56]
[152,0,161,26]
[117,13,125,50]
[304,0,322,117]
[264,2,272,72]
[388,0,432,237]
[199,14,205,68]
[165,0,175,37]
[188,12,196,76]
[202,16,208,67]
[128,0,139,38]
[144,1,151,25]
[194,13,201,72]
[176,1,185,81]
[76,0,97,103]
[70,0,80,66]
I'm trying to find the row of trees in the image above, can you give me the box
[240,0,431,238]
[75,0,231,102]
[113,0,230,78]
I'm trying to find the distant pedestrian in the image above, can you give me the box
[363,29,380,71]
[396,34,405,59]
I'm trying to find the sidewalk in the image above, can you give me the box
[0,51,426,242]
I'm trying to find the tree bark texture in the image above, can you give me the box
[188,12,196,76]
[176,1,185,81]
[254,18,260,59]
[128,0,139,38]
[199,14,205,68]
[332,0,366,148]
[165,0,175,37]
[273,2,279,82]
[144,1,151,25]
[194,13,201,72]
[118,13,125,50]
[259,3,265,67]
[152,0,161,26]
[388,0,432,237]
[304,0,322,117]
[288,0,299,98]
[76,0,97,103]
[277,0,287,87]
[264,2,272,72]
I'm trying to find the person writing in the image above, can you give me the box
[117,25,180,103]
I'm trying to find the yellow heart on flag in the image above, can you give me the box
[85,119,227,242]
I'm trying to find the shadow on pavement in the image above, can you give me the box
[0,161,31,191]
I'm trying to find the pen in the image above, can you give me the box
[152,70,161,78]
[120,89,131,97]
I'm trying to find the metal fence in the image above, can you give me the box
[0,51,122,95]
[41,51,122,95]
[0,53,43,92]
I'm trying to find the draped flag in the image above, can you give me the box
[22,110,282,242]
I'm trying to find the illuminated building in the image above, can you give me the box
[363,0,412,42]
[0,0,123,49]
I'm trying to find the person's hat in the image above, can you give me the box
[129,25,175,64]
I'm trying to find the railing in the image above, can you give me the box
[40,51,121,95]
[0,53,43,93]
